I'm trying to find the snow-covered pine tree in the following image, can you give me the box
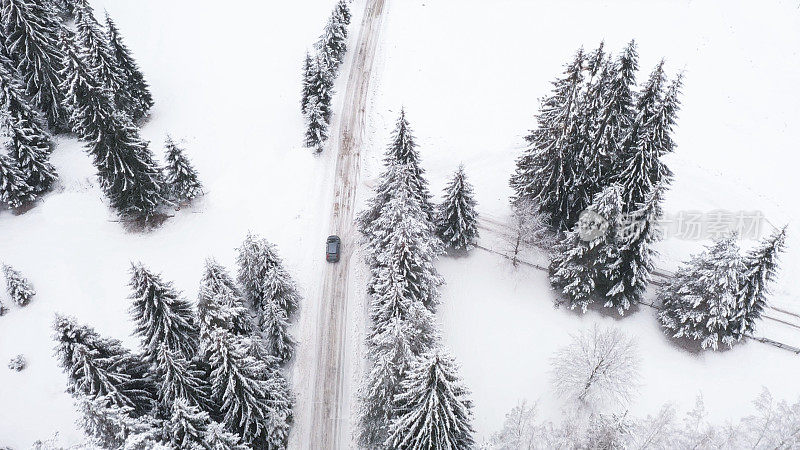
[386,348,475,450]
[0,52,57,193]
[300,51,314,115]
[236,233,300,324]
[368,266,437,352]
[198,258,251,340]
[58,27,113,140]
[605,184,664,314]
[164,136,203,203]
[0,0,68,129]
[75,393,162,449]
[549,184,624,312]
[370,184,443,311]
[658,234,744,350]
[129,263,198,362]
[206,328,293,447]
[95,112,166,218]
[436,165,479,251]
[2,264,35,306]
[0,151,35,208]
[61,32,166,218]
[358,317,419,448]
[52,314,156,414]
[205,421,248,450]
[318,14,347,73]
[155,343,210,413]
[260,298,295,365]
[74,5,135,118]
[578,41,639,210]
[357,110,436,236]
[510,49,586,230]
[616,63,681,212]
[310,56,333,123]
[336,0,351,26]
[304,94,328,153]
[732,227,787,339]
[106,13,154,122]
[167,398,210,449]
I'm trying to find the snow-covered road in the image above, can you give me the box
[304,0,386,448]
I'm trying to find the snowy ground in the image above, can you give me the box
[368,0,800,442]
[2,0,800,448]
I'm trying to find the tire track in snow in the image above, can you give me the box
[306,0,386,448]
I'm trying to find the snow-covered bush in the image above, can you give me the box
[550,325,640,411]
[8,354,26,371]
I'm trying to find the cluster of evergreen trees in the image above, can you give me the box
[659,228,787,350]
[0,0,199,220]
[301,0,350,153]
[53,233,300,448]
[357,110,476,449]
[508,42,680,315]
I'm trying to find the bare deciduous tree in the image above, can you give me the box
[550,325,640,411]
[510,199,555,267]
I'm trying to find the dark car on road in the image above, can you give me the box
[326,235,341,262]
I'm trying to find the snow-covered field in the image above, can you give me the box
[2,0,800,447]
[368,0,800,442]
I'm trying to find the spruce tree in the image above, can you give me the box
[577,41,639,209]
[0,152,35,208]
[129,263,198,362]
[510,49,586,230]
[436,165,479,251]
[236,233,300,324]
[304,94,329,153]
[61,32,165,218]
[368,268,437,351]
[75,393,162,449]
[310,56,333,123]
[2,264,35,306]
[0,0,68,129]
[155,343,209,412]
[336,0,351,26]
[0,52,57,193]
[370,185,443,311]
[74,5,135,118]
[167,398,210,449]
[616,63,681,212]
[206,328,293,447]
[300,51,314,114]
[732,227,787,339]
[318,14,347,72]
[386,349,475,450]
[549,184,624,312]
[658,235,744,350]
[358,110,436,234]
[164,136,203,203]
[261,298,295,364]
[358,317,419,448]
[605,184,664,314]
[95,112,166,218]
[52,314,155,413]
[198,258,251,341]
[205,421,248,450]
[106,13,154,122]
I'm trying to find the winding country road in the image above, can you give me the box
[307,0,387,448]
